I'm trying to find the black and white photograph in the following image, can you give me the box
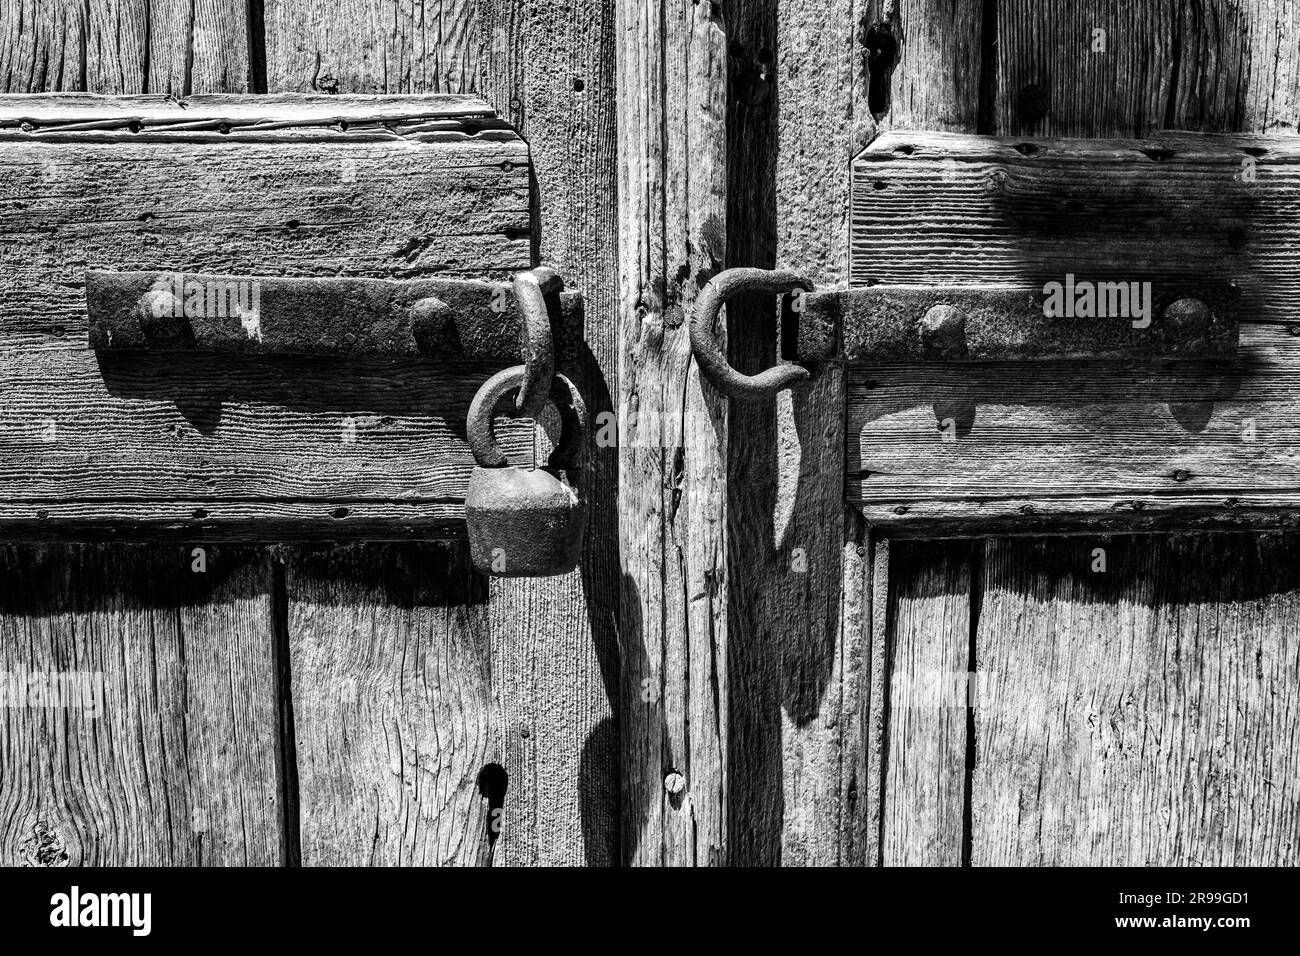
[0,0,1291,939]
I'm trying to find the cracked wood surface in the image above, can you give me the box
[0,545,281,865]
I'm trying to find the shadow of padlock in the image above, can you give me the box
[465,365,587,577]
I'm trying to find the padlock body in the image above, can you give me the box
[466,466,585,577]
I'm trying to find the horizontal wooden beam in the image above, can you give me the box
[844,132,1300,532]
[0,94,539,537]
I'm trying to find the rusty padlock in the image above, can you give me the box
[465,365,587,577]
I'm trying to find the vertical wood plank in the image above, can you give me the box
[0,0,250,95]
[264,0,478,94]
[0,545,281,866]
[478,0,621,868]
[0,0,270,869]
[260,0,621,866]
[615,0,729,866]
[725,0,984,865]
[880,539,972,867]
[973,535,1300,866]
[996,0,1300,136]
[286,543,498,866]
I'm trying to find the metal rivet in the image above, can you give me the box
[136,288,180,326]
[1162,297,1211,333]
[919,304,967,360]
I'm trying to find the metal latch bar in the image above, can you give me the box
[794,283,1240,363]
[86,269,583,364]
[690,267,1240,399]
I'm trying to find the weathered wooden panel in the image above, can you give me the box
[723,0,984,865]
[845,131,1300,532]
[615,0,729,867]
[263,3,621,865]
[477,0,621,868]
[972,534,1300,865]
[0,0,250,96]
[880,540,972,866]
[265,0,478,95]
[287,543,498,866]
[996,0,1300,137]
[0,544,281,865]
[0,94,535,539]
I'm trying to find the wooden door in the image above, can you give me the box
[4,0,1298,870]
[707,0,1300,865]
[0,3,618,867]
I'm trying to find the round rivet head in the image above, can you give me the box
[664,771,686,795]
[136,288,185,340]
[1162,297,1211,333]
[919,304,968,360]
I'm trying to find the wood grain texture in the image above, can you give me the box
[0,0,250,95]
[723,0,983,864]
[858,0,986,134]
[0,545,281,865]
[725,0,855,866]
[846,131,1300,532]
[0,91,497,125]
[0,94,535,536]
[880,539,972,866]
[972,534,1300,865]
[476,0,620,867]
[265,0,478,95]
[259,4,622,864]
[615,0,728,866]
[287,543,499,866]
[996,0,1300,137]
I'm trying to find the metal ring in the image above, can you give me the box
[513,267,563,418]
[467,365,588,469]
[688,267,814,400]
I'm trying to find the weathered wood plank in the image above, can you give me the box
[265,1,479,96]
[880,539,972,866]
[845,131,1300,532]
[260,4,622,864]
[461,0,622,866]
[857,0,986,133]
[849,327,1300,532]
[722,0,984,864]
[0,544,281,865]
[286,543,498,866]
[0,92,497,125]
[0,1,249,95]
[615,0,728,866]
[972,534,1300,865]
[850,132,1296,312]
[0,94,535,536]
[996,0,1300,137]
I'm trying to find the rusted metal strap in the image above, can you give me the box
[690,268,1239,400]
[794,283,1240,363]
[86,269,583,364]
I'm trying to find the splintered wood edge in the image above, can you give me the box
[0,93,500,126]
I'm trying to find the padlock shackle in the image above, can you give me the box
[467,365,587,469]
